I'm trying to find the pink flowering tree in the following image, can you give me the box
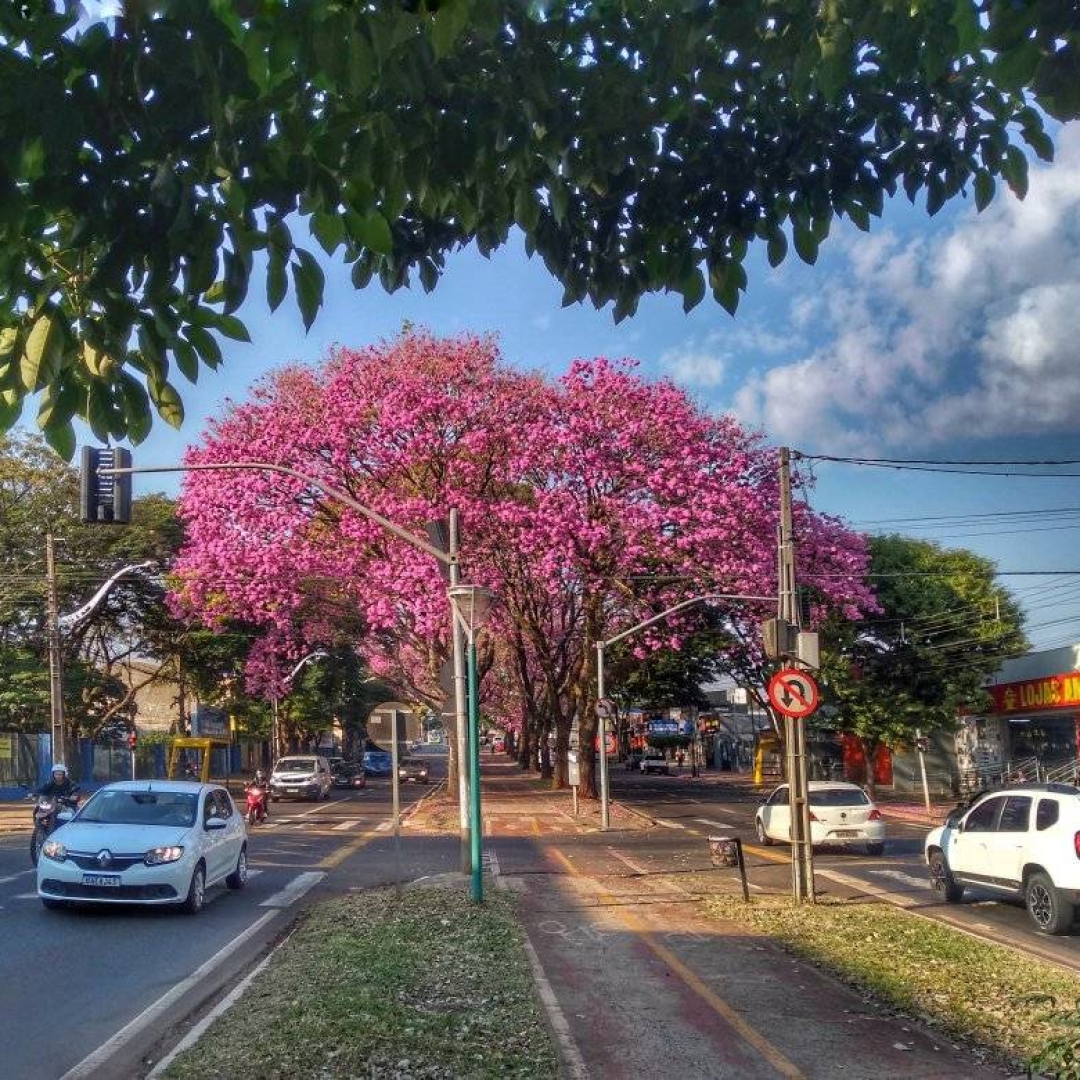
[171,333,875,798]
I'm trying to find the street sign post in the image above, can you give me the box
[767,668,820,719]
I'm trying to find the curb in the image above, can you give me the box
[612,800,659,828]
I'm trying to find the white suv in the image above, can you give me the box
[269,755,333,802]
[924,783,1080,935]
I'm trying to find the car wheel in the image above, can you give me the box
[866,841,885,857]
[182,863,206,915]
[1027,870,1074,935]
[41,897,67,911]
[755,817,773,846]
[928,850,964,903]
[226,846,248,891]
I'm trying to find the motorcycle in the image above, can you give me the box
[29,791,79,867]
[244,784,269,826]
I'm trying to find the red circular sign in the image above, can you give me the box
[767,668,820,718]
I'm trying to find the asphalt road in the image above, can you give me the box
[0,751,453,1080]
[608,769,1080,972]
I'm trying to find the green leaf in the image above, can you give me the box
[680,267,705,313]
[993,40,1041,91]
[118,373,152,445]
[149,379,185,429]
[356,211,394,255]
[184,325,223,370]
[1002,146,1029,199]
[793,224,819,266]
[42,418,75,461]
[950,0,981,53]
[267,250,288,312]
[430,0,470,59]
[311,211,345,256]
[1021,127,1054,163]
[973,170,995,212]
[20,312,65,392]
[292,250,325,331]
[174,339,200,383]
[85,382,113,441]
[215,314,251,343]
[0,388,23,432]
[766,230,788,268]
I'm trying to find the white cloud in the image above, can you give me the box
[732,122,1080,451]
[659,346,728,388]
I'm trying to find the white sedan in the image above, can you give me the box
[37,780,248,914]
[755,781,886,855]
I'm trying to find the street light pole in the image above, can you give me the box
[449,584,496,904]
[595,641,611,831]
[45,533,65,767]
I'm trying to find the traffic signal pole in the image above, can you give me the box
[779,448,815,903]
[45,533,65,767]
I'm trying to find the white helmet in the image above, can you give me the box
[50,763,68,776]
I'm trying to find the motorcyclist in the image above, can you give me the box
[38,763,76,800]
[247,768,270,817]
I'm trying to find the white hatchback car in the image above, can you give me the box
[924,782,1080,935]
[37,781,247,914]
[755,781,886,854]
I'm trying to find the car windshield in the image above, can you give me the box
[276,759,316,772]
[78,789,198,827]
[365,752,391,762]
[809,788,870,807]
[402,759,423,767]
[335,763,360,775]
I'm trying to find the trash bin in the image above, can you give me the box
[708,836,740,868]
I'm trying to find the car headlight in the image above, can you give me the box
[41,840,67,862]
[145,845,185,866]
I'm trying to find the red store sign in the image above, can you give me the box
[988,672,1080,714]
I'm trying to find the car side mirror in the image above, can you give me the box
[57,810,75,824]
[205,817,228,831]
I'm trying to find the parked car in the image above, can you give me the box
[269,755,333,801]
[398,758,430,784]
[331,762,367,790]
[493,737,506,754]
[925,782,1080,934]
[640,751,669,775]
[36,780,247,914]
[362,750,393,777]
[755,781,885,855]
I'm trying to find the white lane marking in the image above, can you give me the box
[331,819,363,831]
[259,871,325,908]
[15,891,38,900]
[375,820,392,832]
[0,869,35,885]
[869,868,932,890]
[654,819,687,830]
[59,910,279,1080]
[482,849,501,876]
[606,848,651,876]
[694,816,739,829]
[148,927,296,1078]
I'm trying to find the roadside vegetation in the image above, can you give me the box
[705,894,1080,1073]
[163,885,558,1080]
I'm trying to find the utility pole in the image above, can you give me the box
[779,448,814,902]
[45,533,65,766]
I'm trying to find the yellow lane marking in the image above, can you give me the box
[318,828,378,869]
[548,848,804,1079]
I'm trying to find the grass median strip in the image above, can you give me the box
[704,893,1080,1071]
[163,885,559,1080]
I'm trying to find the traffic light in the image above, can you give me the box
[127,728,138,751]
[762,617,797,659]
[80,447,132,524]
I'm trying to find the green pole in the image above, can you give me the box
[467,638,484,903]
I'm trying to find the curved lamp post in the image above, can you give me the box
[449,584,497,903]
[271,649,329,758]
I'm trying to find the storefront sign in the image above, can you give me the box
[989,672,1080,714]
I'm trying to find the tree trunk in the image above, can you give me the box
[859,736,880,796]
[578,708,598,798]
[518,713,535,770]
[551,719,571,789]
[539,719,553,780]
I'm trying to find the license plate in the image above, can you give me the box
[832,829,859,838]
[285,787,300,793]
[82,874,121,887]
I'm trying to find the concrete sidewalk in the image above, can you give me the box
[411,762,1010,1079]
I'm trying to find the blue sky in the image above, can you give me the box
[64,122,1080,653]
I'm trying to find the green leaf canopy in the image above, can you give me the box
[0,1,1071,447]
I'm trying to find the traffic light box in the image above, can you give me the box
[127,728,138,751]
[80,447,132,524]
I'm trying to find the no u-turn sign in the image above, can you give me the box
[767,668,820,719]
